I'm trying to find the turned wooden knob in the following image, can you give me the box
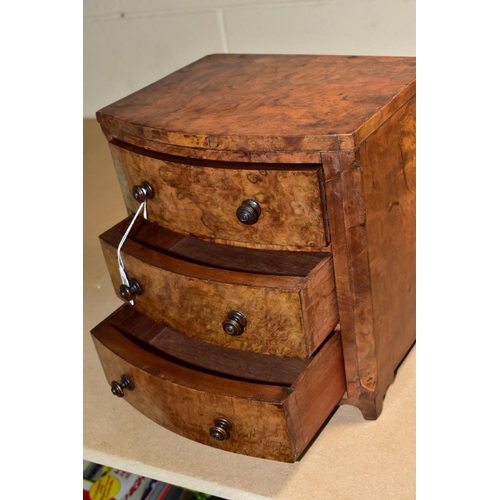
[222,311,247,336]
[119,279,142,301]
[132,181,155,202]
[236,199,261,225]
[209,417,232,441]
[110,375,134,398]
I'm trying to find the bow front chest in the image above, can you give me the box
[91,54,416,462]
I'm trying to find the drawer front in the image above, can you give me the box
[91,321,296,462]
[90,307,346,462]
[100,224,339,358]
[109,142,329,251]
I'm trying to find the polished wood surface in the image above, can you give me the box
[287,326,345,456]
[114,216,330,276]
[91,54,416,462]
[100,218,339,358]
[109,141,329,251]
[355,96,416,414]
[84,116,416,496]
[323,97,416,418]
[91,306,346,462]
[109,305,309,386]
[106,138,323,164]
[97,54,416,153]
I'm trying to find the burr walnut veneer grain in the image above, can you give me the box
[97,54,415,154]
[92,54,416,461]
[109,141,329,251]
[91,306,346,462]
[100,217,338,358]
[322,96,416,418]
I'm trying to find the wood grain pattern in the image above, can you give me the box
[91,308,346,462]
[300,256,339,353]
[339,154,377,393]
[357,96,416,403]
[337,78,416,150]
[114,216,330,276]
[99,133,323,164]
[109,305,309,386]
[286,331,345,457]
[321,151,361,399]
[109,142,329,250]
[322,96,416,419]
[100,221,339,358]
[97,54,416,153]
[92,54,417,437]
[91,320,294,461]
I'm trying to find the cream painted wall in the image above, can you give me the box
[84,0,415,117]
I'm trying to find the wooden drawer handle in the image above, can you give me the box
[119,279,142,301]
[236,199,261,225]
[209,417,232,441]
[110,375,134,398]
[222,311,247,336]
[132,181,155,202]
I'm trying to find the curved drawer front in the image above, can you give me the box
[100,221,339,358]
[92,321,295,461]
[90,306,347,462]
[109,142,329,251]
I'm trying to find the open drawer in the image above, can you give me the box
[91,306,346,462]
[100,217,339,358]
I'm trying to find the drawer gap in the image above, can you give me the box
[110,139,322,171]
[109,305,313,386]
[113,217,330,277]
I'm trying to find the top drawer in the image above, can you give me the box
[109,142,329,251]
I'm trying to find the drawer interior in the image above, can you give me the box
[101,216,339,358]
[108,305,324,386]
[92,305,346,462]
[112,216,330,277]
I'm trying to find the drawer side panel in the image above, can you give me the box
[285,333,346,459]
[300,257,339,353]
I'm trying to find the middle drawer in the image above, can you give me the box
[100,217,339,358]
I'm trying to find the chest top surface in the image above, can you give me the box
[97,54,416,152]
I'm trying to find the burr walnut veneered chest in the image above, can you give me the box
[91,54,416,462]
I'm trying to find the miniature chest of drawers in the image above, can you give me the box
[91,54,416,462]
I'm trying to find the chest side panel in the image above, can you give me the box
[359,96,416,386]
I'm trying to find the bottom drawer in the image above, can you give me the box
[91,306,346,462]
